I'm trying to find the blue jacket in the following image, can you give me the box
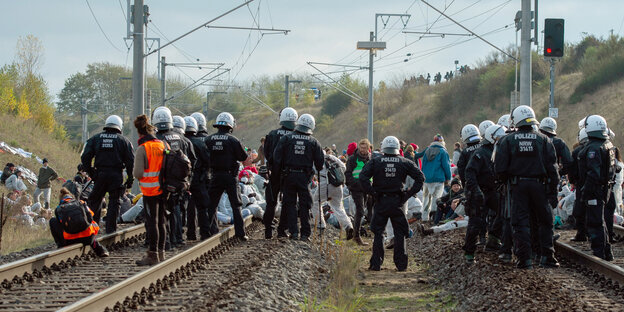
[416,142,451,183]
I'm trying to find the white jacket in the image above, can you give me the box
[5,174,27,192]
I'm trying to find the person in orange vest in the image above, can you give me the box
[133,115,167,266]
[49,188,109,257]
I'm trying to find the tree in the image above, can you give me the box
[15,35,44,78]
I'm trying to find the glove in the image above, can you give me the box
[125,176,134,189]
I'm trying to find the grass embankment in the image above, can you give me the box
[302,234,455,311]
[0,113,81,254]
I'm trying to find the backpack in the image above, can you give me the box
[55,199,92,234]
[160,147,192,193]
[325,157,345,187]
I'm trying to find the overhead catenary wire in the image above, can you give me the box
[85,0,125,53]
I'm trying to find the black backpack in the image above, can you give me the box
[325,158,345,187]
[55,199,92,234]
[160,147,192,193]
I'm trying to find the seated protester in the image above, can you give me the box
[120,194,143,223]
[254,166,269,199]
[6,191,48,227]
[418,198,469,235]
[49,187,109,257]
[119,192,133,218]
[217,192,259,223]
[407,196,424,221]
[555,184,575,229]
[5,170,27,193]
[1,163,15,184]
[239,170,265,218]
[433,178,464,225]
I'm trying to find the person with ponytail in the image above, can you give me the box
[133,115,167,266]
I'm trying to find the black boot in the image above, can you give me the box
[539,255,560,268]
[345,227,354,240]
[516,259,533,269]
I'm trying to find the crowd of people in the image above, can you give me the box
[4,102,621,273]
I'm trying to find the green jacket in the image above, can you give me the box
[37,166,58,189]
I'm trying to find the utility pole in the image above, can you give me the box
[131,0,145,145]
[548,58,556,118]
[367,31,374,144]
[146,90,152,116]
[284,75,301,108]
[81,99,87,144]
[520,0,532,107]
[161,56,166,107]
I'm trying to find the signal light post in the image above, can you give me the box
[544,18,564,118]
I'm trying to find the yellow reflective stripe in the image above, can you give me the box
[143,171,160,178]
[140,181,160,188]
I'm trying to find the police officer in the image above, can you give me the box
[81,115,134,234]
[495,115,516,263]
[479,120,495,137]
[359,136,424,271]
[494,105,559,269]
[191,112,209,137]
[262,107,298,239]
[570,128,589,241]
[184,116,211,241]
[457,124,482,187]
[463,125,506,263]
[539,117,573,177]
[205,112,249,240]
[173,115,193,231]
[153,107,196,247]
[273,114,324,241]
[578,115,616,261]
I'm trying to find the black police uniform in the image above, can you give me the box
[262,126,292,238]
[359,154,424,271]
[542,133,573,177]
[205,128,249,238]
[569,143,588,240]
[273,131,324,240]
[457,141,482,186]
[185,130,211,240]
[81,128,134,234]
[493,130,515,259]
[578,138,616,260]
[156,129,196,247]
[494,126,559,267]
[463,142,500,256]
[345,152,374,238]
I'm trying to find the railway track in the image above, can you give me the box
[0,217,256,311]
[554,225,624,288]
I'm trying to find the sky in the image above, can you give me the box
[0,0,622,101]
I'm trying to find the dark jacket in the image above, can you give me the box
[359,154,425,198]
[205,129,248,173]
[81,129,134,178]
[578,138,616,201]
[264,127,292,170]
[272,131,324,175]
[344,152,371,192]
[457,142,482,186]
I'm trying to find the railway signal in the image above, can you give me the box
[544,18,565,57]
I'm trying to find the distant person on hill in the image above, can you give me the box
[1,163,15,184]
[5,170,27,193]
[33,158,61,210]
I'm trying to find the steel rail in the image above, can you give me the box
[554,240,624,285]
[59,216,253,312]
[0,224,145,285]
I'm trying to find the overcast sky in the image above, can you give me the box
[1,0,622,100]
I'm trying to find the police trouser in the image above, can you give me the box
[498,187,514,255]
[510,179,555,262]
[586,197,611,259]
[88,170,123,234]
[464,191,499,254]
[166,193,184,245]
[281,171,313,238]
[49,217,99,249]
[207,173,246,238]
[352,190,373,237]
[486,191,502,239]
[573,189,587,237]
[605,192,616,241]
[262,172,288,236]
[189,179,213,239]
[370,195,409,271]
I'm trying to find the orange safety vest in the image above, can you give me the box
[62,199,100,240]
[139,139,165,196]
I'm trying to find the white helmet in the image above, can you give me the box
[497,114,511,128]
[295,114,316,134]
[511,105,538,128]
[539,117,557,135]
[104,115,123,131]
[584,115,608,139]
[191,112,207,130]
[381,136,400,155]
[479,120,494,136]
[152,106,173,131]
[484,125,507,144]
[279,107,298,130]
[172,116,185,130]
[578,117,587,129]
[578,128,588,144]
[213,112,235,129]
[184,116,197,133]
[461,124,481,143]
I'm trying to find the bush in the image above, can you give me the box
[570,52,624,103]
[321,91,352,116]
